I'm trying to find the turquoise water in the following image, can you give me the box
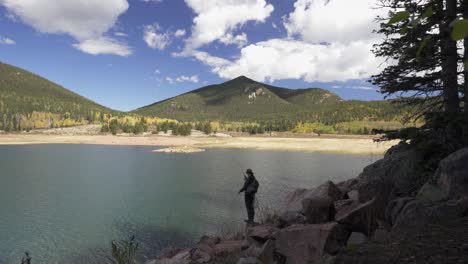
[0,145,380,263]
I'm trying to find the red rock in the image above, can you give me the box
[283,181,342,213]
[275,223,348,264]
[336,198,377,235]
[247,225,279,243]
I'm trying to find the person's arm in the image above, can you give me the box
[239,176,253,193]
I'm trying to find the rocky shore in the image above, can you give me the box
[146,143,468,264]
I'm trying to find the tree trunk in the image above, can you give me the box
[464,0,468,118]
[441,0,460,113]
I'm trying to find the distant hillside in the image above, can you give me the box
[133,76,405,123]
[0,62,115,130]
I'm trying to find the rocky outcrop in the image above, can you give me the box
[355,143,426,218]
[282,181,342,213]
[335,198,377,236]
[275,223,348,264]
[246,225,279,243]
[150,145,468,264]
[148,237,247,264]
[435,147,468,199]
[280,181,342,226]
[384,197,414,226]
[336,178,359,199]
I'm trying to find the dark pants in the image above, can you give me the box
[244,194,255,221]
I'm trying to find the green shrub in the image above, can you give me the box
[109,235,139,264]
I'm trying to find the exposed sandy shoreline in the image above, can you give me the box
[0,133,397,155]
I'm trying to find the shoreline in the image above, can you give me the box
[0,133,397,155]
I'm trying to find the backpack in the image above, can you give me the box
[247,178,259,194]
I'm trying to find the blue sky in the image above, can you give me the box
[0,0,386,111]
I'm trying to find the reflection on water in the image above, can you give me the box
[0,145,380,263]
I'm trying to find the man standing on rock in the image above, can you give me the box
[239,168,259,224]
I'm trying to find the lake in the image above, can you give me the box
[0,145,380,263]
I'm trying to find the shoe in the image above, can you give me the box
[244,219,254,224]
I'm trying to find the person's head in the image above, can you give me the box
[246,168,254,176]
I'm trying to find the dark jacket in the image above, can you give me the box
[239,174,256,195]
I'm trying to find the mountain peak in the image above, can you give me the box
[230,75,256,83]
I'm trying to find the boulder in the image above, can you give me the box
[243,239,275,264]
[334,199,355,213]
[336,198,377,235]
[393,199,433,228]
[275,223,349,264]
[347,190,359,201]
[346,232,367,246]
[431,196,468,220]
[191,248,211,263]
[278,211,307,228]
[213,240,247,258]
[385,197,414,226]
[247,225,279,243]
[436,147,468,199]
[237,257,264,264]
[394,196,468,229]
[282,181,342,214]
[302,197,336,223]
[198,235,221,247]
[417,182,448,203]
[355,143,425,218]
[336,178,359,199]
[282,188,308,212]
[257,239,275,264]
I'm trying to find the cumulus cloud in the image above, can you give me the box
[183,0,273,50]
[166,77,175,84]
[283,0,384,44]
[72,37,132,57]
[219,33,248,48]
[197,39,383,82]
[0,36,15,45]
[332,85,378,90]
[0,0,131,56]
[114,32,127,37]
[166,75,199,84]
[175,29,186,38]
[176,75,199,83]
[143,24,171,50]
[180,0,387,83]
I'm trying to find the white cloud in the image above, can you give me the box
[175,29,186,37]
[1,0,131,56]
[155,69,161,74]
[143,24,171,50]
[189,50,231,68]
[332,85,378,91]
[166,75,199,84]
[219,33,248,48]
[0,36,15,45]
[183,0,274,50]
[283,0,384,44]
[72,37,132,57]
[114,32,127,37]
[180,0,387,83]
[141,0,163,3]
[166,77,175,84]
[195,38,384,83]
[176,75,199,83]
